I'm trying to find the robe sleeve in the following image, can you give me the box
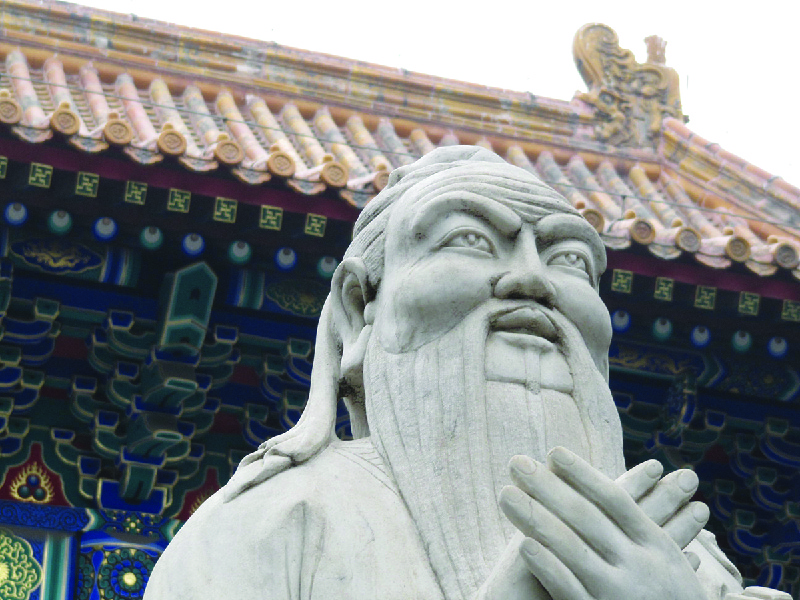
[694,532,800,599]
[690,529,744,600]
[724,588,793,599]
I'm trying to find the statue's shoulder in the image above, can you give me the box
[146,440,440,600]
[175,438,395,539]
[146,440,394,600]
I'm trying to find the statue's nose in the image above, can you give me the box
[493,231,556,303]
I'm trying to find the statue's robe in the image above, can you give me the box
[146,439,443,600]
[145,439,742,600]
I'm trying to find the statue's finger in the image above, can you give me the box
[544,447,654,544]
[662,501,709,550]
[615,459,663,501]
[684,551,701,571]
[638,469,699,526]
[500,485,603,592]
[519,537,592,600]
[509,456,624,561]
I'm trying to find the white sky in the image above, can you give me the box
[71,0,798,186]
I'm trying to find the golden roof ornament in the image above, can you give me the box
[645,34,667,65]
[573,23,685,148]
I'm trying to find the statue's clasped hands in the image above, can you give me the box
[498,447,709,600]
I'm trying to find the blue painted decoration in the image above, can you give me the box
[93,217,118,242]
[4,203,27,226]
[611,309,631,333]
[691,325,711,348]
[181,234,205,257]
[274,247,297,271]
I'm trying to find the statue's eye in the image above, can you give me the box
[548,251,590,275]
[441,230,495,255]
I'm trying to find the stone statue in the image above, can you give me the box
[145,146,786,600]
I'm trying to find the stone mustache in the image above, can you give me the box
[145,146,784,600]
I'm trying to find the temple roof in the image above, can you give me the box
[1,1,799,279]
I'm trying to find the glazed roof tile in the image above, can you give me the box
[0,1,799,279]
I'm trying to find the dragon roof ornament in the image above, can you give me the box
[573,23,685,148]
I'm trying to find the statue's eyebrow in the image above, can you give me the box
[410,193,523,238]
[534,213,606,270]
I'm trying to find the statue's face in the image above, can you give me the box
[361,166,624,595]
[371,169,612,372]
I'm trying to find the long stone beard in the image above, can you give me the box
[364,304,625,600]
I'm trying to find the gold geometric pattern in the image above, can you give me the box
[28,163,52,188]
[610,269,633,293]
[654,277,674,301]
[304,213,327,238]
[97,548,154,600]
[122,515,143,535]
[0,156,7,179]
[213,197,238,223]
[259,205,283,231]
[167,189,191,213]
[75,172,100,198]
[738,291,760,316]
[124,181,147,205]
[782,299,800,322]
[0,528,41,600]
[694,286,716,310]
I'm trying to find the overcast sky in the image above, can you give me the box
[72,0,798,187]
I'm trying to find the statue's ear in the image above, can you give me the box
[331,257,373,392]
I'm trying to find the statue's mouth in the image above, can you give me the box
[485,306,570,388]
[489,307,558,343]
